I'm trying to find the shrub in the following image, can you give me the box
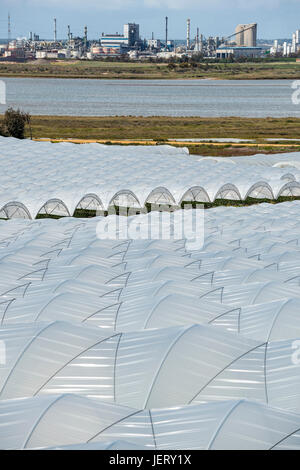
[2,107,32,139]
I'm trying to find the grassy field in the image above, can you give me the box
[1,59,300,80]
[5,115,299,157]
[17,115,300,140]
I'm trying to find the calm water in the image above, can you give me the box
[0,77,299,117]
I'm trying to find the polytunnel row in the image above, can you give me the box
[1,139,300,220]
[1,394,300,450]
[2,180,300,220]
[2,203,300,338]
[1,203,300,448]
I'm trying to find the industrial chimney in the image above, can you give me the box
[165,16,168,47]
[187,19,191,50]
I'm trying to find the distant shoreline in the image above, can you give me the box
[0,75,297,81]
[0,60,300,80]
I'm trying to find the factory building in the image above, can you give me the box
[3,41,25,59]
[100,24,140,54]
[100,34,128,49]
[216,46,262,59]
[147,39,161,50]
[36,49,71,59]
[235,23,257,47]
[36,50,59,59]
[123,23,140,47]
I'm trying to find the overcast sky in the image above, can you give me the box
[0,0,299,40]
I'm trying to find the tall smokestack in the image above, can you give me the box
[187,18,191,49]
[54,18,57,42]
[8,13,11,46]
[68,25,71,43]
[165,16,168,47]
[196,27,199,51]
[84,26,88,52]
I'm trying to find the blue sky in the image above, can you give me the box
[0,0,299,40]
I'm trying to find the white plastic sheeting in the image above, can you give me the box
[0,320,300,411]
[195,151,300,169]
[1,395,300,450]
[1,203,300,338]
[228,152,300,168]
[1,202,300,448]
[1,138,300,219]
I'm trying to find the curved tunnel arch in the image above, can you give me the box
[214,184,241,202]
[74,194,104,215]
[109,190,141,209]
[245,182,274,200]
[277,182,300,198]
[280,173,296,183]
[180,186,211,204]
[273,161,300,170]
[0,202,32,220]
[145,187,176,206]
[37,199,70,218]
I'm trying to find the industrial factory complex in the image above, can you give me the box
[0,17,264,62]
[0,16,299,62]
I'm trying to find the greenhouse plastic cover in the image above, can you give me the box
[1,395,300,450]
[229,151,300,168]
[1,138,300,219]
[1,200,300,448]
[194,150,300,169]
